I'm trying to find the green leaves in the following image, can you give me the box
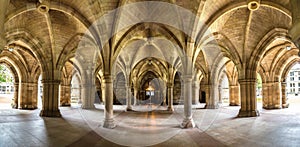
[0,65,13,83]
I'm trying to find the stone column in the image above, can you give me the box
[201,84,209,106]
[262,82,268,108]
[60,85,71,106]
[192,81,200,104]
[205,83,219,109]
[100,83,105,104]
[126,85,132,111]
[238,79,259,117]
[218,85,222,104]
[103,76,116,129]
[167,83,174,111]
[262,82,282,109]
[0,0,9,52]
[31,83,38,109]
[19,82,37,109]
[81,68,96,109]
[133,86,138,105]
[163,87,167,106]
[40,79,61,117]
[180,75,195,128]
[281,82,289,108]
[81,83,96,109]
[19,82,27,109]
[12,82,19,109]
[229,85,240,106]
[274,82,282,108]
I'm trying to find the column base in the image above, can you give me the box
[192,101,200,105]
[229,103,240,106]
[103,118,116,129]
[81,104,95,109]
[167,106,174,111]
[282,103,289,108]
[19,104,37,110]
[263,104,282,109]
[180,118,195,128]
[126,106,133,111]
[205,104,219,109]
[60,103,71,107]
[238,109,260,117]
[40,109,61,117]
[11,104,18,109]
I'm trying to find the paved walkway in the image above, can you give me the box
[1,99,300,146]
[0,94,13,109]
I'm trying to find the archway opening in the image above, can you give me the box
[173,72,183,105]
[37,75,43,108]
[219,74,230,105]
[0,64,15,109]
[95,77,102,105]
[286,63,300,105]
[70,74,81,106]
[138,72,164,107]
[113,72,126,105]
[256,73,263,108]
[141,78,162,105]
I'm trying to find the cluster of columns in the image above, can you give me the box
[262,82,282,109]
[261,81,289,109]
[4,65,292,131]
[19,82,38,109]
[238,79,259,117]
[102,76,116,128]
[181,75,195,128]
[192,80,200,105]
[281,82,289,108]
[40,78,61,117]
[125,83,175,111]
[11,82,39,110]
[12,83,19,108]
[229,85,240,106]
[126,85,132,111]
[167,83,174,111]
[7,66,290,129]
[60,84,71,106]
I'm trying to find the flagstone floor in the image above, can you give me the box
[1,100,300,146]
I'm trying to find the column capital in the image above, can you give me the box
[82,83,95,87]
[193,80,200,84]
[60,84,71,87]
[167,82,174,88]
[42,79,61,84]
[182,75,193,82]
[125,85,131,89]
[229,85,239,87]
[238,79,256,84]
[103,75,113,83]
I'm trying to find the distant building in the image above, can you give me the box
[0,82,14,94]
[286,68,300,96]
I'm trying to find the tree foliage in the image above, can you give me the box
[257,73,262,88]
[0,65,13,83]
